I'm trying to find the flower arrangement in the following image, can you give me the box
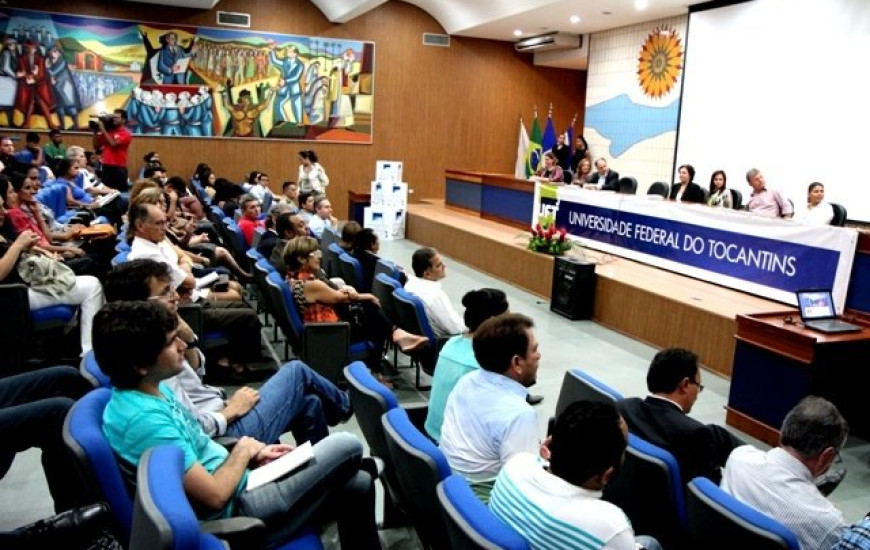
[527,214,572,256]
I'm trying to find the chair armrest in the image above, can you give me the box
[301,322,351,384]
[201,516,267,548]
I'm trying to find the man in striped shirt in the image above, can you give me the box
[721,397,848,550]
[490,400,661,550]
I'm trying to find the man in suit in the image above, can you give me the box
[588,157,619,190]
[616,348,743,483]
[255,203,293,260]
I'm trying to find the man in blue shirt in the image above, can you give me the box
[93,301,381,548]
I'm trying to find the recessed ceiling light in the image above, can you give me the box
[513,29,523,37]
[569,15,581,24]
[602,11,612,15]
[635,0,649,9]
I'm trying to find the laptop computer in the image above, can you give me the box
[795,289,862,334]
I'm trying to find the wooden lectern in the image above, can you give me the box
[726,311,870,446]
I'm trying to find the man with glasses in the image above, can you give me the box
[616,348,744,484]
[103,259,353,445]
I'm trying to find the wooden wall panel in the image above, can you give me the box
[12,0,587,218]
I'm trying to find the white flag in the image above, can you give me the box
[515,119,530,179]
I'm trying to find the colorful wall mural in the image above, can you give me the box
[583,15,687,192]
[0,8,375,143]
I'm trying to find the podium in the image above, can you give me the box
[726,311,870,445]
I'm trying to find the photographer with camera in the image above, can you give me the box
[91,109,132,193]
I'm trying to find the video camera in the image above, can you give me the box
[88,113,117,132]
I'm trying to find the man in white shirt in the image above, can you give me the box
[308,196,338,239]
[439,313,540,502]
[103,259,352,444]
[404,247,465,338]
[490,400,662,550]
[721,396,849,550]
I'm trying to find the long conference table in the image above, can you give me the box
[444,169,863,310]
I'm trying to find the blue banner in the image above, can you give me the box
[553,200,839,292]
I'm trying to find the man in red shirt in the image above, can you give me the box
[92,109,132,192]
[237,193,265,247]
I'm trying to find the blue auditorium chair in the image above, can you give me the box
[436,474,530,550]
[686,477,799,549]
[391,288,438,390]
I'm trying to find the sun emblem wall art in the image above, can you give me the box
[637,26,683,99]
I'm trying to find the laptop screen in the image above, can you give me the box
[796,290,836,320]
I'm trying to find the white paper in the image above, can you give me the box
[246,441,314,491]
[195,271,219,289]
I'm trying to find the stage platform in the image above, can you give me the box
[406,200,785,378]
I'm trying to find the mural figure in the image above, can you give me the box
[14,39,56,129]
[0,8,374,143]
[0,36,19,124]
[269,43,304,127]
[45,45,81,129]
[220,79,273,137]
[156,32,197,85]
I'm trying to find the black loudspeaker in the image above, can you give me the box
[550,257,596,320]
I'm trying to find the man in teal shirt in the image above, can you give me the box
[94,301,381,547]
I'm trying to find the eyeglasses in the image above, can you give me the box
[148,286,178,300]
[688,380,705,392]
[308,250,323,258]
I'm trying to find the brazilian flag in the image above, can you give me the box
[525,114,543,178]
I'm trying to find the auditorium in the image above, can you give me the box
[1,0,869,547]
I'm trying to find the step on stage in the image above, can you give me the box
[406,200,783,378]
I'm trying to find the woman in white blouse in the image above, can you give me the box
[797,182,834,225]
[297,150,329,194]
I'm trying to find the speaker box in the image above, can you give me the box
[550,257,596,320]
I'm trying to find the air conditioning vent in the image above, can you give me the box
[423,33,450,47]
[217,11,250,28]
[515,32,581,53]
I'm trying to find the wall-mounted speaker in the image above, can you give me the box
[550,257,596,320]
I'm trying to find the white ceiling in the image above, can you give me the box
[311,0,691,40]
[124,0,692,68]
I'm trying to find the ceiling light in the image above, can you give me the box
[569,15,581,24]
[513,29,523,37]
[635,0,649,9]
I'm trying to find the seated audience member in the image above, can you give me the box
[269,211,309,274]
[795,182,835,225]
[533,151,564,183]
[93,301,381,549]
[0,136,33,175]
[276,180,299,208]
[284,237,427,379]
[143,165,168,187]
[669,164,705,204]
[308,196,338,239]
[0,366,93,513]
[127,201,242,302]
[587,157,620,191]
[833,517,870,550]
[131,186,250,283]
[297,191,316,223]
[574,157,592,185]
[6,170,106,277]
[439,313,541,502]
[198,167,218,200]
[490,401,662,550]
[721,397,848,550]
[103,260,352,444]
[0,226,104,355]
[256,203,294,259]
[425,288,509,442]
[247,171,273,204]
[617,348,743,484]
[237,193,265,247]
[338,220,362,252]
[138,151,161,179]
[213,178,246,218]
[706,170,732,208]
[351,228,406,289]
[404,247,465,339]
[745,168,793,218]
[43,129,67,168]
